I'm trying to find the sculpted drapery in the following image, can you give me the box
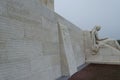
[90,26,120,55]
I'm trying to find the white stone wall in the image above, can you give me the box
[58,23,77,76]
[67,24,85,68]
[0,0,85,80]
[0,0,60,80]
[56,14,85,76]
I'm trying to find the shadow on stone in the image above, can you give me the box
[56,76,69,80]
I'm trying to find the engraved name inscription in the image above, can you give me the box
[0,0,40,24]
[6,0,30,16]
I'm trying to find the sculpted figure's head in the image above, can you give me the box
[95,25,101,31]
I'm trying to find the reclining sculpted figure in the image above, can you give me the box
[90,26,120,54]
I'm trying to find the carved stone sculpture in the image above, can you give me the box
[90,25,120,55]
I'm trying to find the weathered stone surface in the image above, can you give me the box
[67,24,85,67]
[0,18,24,40]
[1,0,120,80]
[24,22,42,41]
[42,17,59,56]
[0,0,62,80]
[0,0,87,80]
[58,23,77,76]
[41,0,54,10]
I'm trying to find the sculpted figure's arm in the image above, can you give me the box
[99,38,108,41]
[97,37,108,41]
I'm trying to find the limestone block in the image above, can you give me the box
[47,67,58,80]
[25,66,58,80]
[5,40,26,62]
[86,55,103,63]
[42,28,58,43]
[59,23,77,76]
[31,70,50,80]
[21,73,42,80]
[24,55,60,80]
[50,55,60,66]
[39,69,52,80]
[0,61,31,80]
[0,0,43,23]
[102,56,120,63]
[15,55,61,80]
[0,40,28,64]
[24,40,43,59]
[86,55,120,64]
[67,25,85,67]
[16,65,61,80]
[99,47,113,56]
[30,56,51,73]
[0,40,43,63]
[59,43,70,76]
[0,19,24,40]
[42,6,55,22]
[72,43,85,67]
[99,45,120,56]
[51,65,61,79]
[42,17,59,55]
[42,42,58,55]
[42,17,58,42]
[0,40,6,49]
[0,49,8,64]
[83,31,93,50]
[42,43,58,55]
[24,23,42,41]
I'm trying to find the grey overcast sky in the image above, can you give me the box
[55,0,120,39]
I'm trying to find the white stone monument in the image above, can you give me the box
[91,26,120,55]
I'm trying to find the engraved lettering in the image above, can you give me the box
[0,0,40,24]
[6,0,30,15]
